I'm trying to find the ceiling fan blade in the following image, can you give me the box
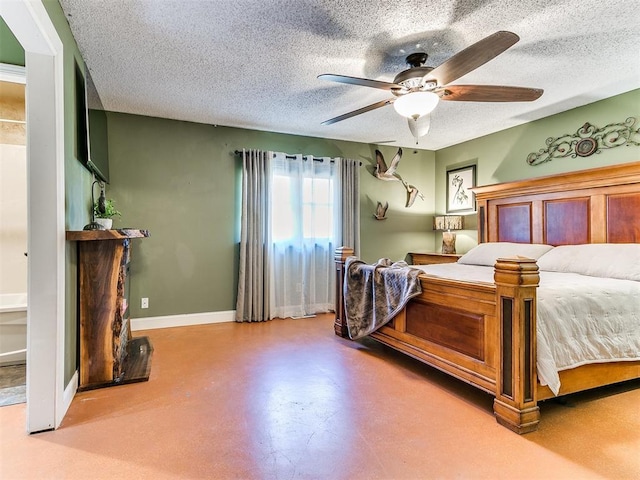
[427,31,520,86]
[439,84,543,102]
[318,74,402,91]
[321,99,394,125]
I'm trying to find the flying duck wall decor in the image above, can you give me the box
[374,148,424,208]
[374,201,389,220]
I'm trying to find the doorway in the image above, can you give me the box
[0,2,69,432]
[0,76,27,406]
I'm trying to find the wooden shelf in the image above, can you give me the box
[66,228,150,241]
[67,228,152,391]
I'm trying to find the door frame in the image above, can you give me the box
[0,0,68,432]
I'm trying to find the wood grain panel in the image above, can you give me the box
[607,193,640,242]
[66,229,150,241]
[497,204,531,243]
[405,301,484,360]
[409,253,461,265]
[479,205,486,243]
[544,198,589,245]
[69,229,152,391]
[78,240,123,386]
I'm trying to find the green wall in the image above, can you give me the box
[2,4,83,384]
[39,0,93,385]
[19,1,95,385]
[105,113,435,318]
[41,0,95,230]
[74,89,640,322]
[0,17,25,66]
[435,89,640,253]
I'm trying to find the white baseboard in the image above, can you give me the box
[130,310,235,331]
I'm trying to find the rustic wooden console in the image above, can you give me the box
[66,229,152,391]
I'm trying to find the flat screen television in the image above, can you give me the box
[75,60,110,183]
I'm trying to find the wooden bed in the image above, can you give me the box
[334,161,640,434]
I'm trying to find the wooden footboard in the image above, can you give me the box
[334,249,541,433]
[335,162,640,433]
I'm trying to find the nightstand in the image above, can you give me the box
[409,252,462,265]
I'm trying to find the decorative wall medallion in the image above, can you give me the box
[526,117,640,166]
[575,137,597,157]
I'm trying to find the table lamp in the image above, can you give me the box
[433,215,464,254]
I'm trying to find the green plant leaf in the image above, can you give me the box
[94,198,122,218]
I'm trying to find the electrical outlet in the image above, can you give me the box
[141,297,149,309]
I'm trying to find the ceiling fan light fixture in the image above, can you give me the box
[408,115,431,142]
[393,91,439,119]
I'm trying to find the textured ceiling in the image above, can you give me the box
[59,0,640,150]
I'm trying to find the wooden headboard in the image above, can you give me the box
[472,161,640,245]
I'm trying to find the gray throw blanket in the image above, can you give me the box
[344,257,423,340]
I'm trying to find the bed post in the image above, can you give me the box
[493,257,540,434]
[334,247,354,337]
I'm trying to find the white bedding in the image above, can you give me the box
[413,263,640,396]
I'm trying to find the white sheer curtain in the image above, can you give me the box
[236,150,359,322]
[269,153,339,318]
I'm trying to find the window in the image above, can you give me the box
[271,162,336,243]
[269,155,338,317]
[236,149,359,322]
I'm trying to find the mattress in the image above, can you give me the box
[414,263,640,395]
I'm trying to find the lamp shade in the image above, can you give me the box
[393,91,439,119]
[433,215,464,231]
[407,114,431,140]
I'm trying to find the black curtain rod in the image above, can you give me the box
[234,150,361,165]
[234,150,328,162]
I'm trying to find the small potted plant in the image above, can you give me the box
[94,198,121,229]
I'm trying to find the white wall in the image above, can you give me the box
[0,79,27,294]
[0,143,27,294]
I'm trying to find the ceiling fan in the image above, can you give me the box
[318,31,543,142]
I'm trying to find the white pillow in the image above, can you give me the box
[536,244,640,281]
[457,242,554,267]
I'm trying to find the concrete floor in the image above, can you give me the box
[1,314,638,479]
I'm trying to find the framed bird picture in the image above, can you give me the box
[446,165,476,213]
